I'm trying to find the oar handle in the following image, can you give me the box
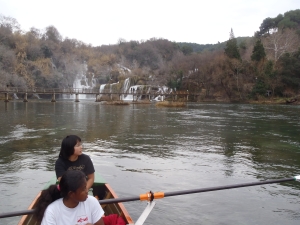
[0,209,34,219]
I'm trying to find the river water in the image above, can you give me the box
[0,99,300,225]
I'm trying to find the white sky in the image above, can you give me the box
[0,0,299,46]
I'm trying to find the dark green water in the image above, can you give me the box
[0,100,300,225]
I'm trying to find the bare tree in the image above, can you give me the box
[0,14,20,32]
[0,44,16,72]
[263,28,300,63]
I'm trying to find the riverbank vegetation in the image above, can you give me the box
[156,101,187,107]
[103,101,130,105]
[0,9,299,103]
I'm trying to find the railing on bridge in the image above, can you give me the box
[0,87,195,95]
[1,87,199,103]
[0,87,100,94]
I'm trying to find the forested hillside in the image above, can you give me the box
[0,9,300,102]
[177,36,252,53]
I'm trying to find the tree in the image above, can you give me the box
[263,60,280,97]
[277,50,300,94]
[274,14,284,27]
[0,15,20,32]
[0,44,17,72]
[181,45,193,55]
[25,28,43,61]
[279,9,300,29]
[263,28,300,63]
[257,9,300,36]
[43,26,62,44]
[28,27,42,39]
[251,39,266,62]
[250,77,268,98]
[0,15,20,47]
[224,29,240,60]
[118,38,126,45]
[259,17,275,35]
[61,38,77,54]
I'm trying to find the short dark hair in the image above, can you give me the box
[59,135,81,160]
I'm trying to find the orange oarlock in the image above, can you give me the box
[139,191,165,201]
[153,192,164,199]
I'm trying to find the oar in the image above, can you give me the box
[0,176,299,219]
[98,176,300,204]
[0,209,35,219]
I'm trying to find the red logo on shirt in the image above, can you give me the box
[77,216,88,224]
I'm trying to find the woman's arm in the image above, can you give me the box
[55,158,66,180]
[87,173,95,190]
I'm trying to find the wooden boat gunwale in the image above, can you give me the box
[104,183,134,224]
[17,192,41,225]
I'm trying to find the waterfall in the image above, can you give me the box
[32,93,41,99]
[73,73,97,89]
[73,75,90,89]
[123,78,130,92]
[121,78,130,100]
[13,93,19,99]
[63,62,95,99]
[91,74,97,88]
[152,86,171,101]
[99,84,106,95]
[117,64,131,74]
[123,85,144,101]
[110,82,118,91]
[96,64,173,102]
[98,76,171,102]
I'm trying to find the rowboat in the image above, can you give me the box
[18,172,134,225]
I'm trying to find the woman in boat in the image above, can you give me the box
[55,135,95,190]
[34,170,105,225]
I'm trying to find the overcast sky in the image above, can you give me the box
[0,0,299,46]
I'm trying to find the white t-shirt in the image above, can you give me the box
[41,196,104,225]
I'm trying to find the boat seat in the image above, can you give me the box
[100,191,112,210]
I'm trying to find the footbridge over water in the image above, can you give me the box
[1,87,198,102]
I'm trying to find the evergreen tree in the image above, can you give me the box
[224,29,240,59]
[251,39,266,61]
[250,77,268,98]
[278,50,300,91]
[259,17,275,35]
[181,45,193,55]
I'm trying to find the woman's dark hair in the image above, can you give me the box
[34,170,86,222]
[59,170,86,197]
[59,135,81,160]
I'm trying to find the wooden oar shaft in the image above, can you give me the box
[0,177,297,218]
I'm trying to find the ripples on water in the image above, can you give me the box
[0,101,300,224]
[0,125,39,145]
